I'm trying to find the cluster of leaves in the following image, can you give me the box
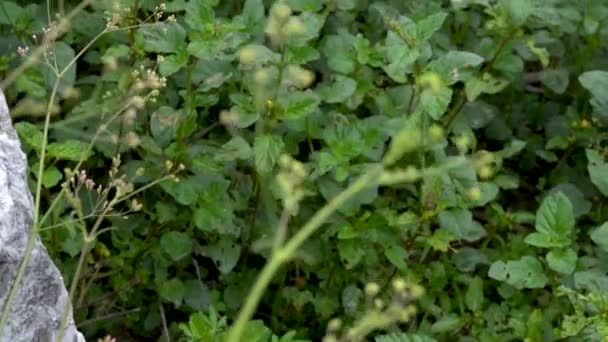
[2,0,608,341]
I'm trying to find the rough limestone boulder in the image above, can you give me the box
[0,88,85,342]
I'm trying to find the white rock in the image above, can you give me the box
[0,88,85,342]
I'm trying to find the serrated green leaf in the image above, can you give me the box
[590,222,608,252]
[419,85,452,120]
[525,192,574,248]
[204,238,240,274]
[579,71,608,117]
[139,22,186,53]
[254,134,285,173]
[488,256,548,289]
[546,248,577,275]
[185,0,215,31]
[426,51,484,85]
[539,68,569,94]
[47,140,92,162]
[502,0,533,26]
[384,244,408,271]
[160,231,193,262]
[586,149,608,197]
[416,12,448,41]
[41,166,62,188]
[159,278,185,306]
[15,122,43,150]
[426,229,456,252]
[438,208,486,242]
[318,75,357,103]
[281,90,320,119]
[465,75,509,101]
[322,32,356,74]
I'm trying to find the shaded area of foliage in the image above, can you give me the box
[1,0,608,341]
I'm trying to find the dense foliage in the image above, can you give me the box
[1,0,608,341]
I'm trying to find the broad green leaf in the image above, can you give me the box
[586,149,608,197]
[321,32,356,74]
[465,75,509,101]
[438,208,486,242]
[384,244,408,271]
[254,134,285,173]
[546,248,577,275]
[159,278,185,306]
[160,231,193,262]
[416,12,448,41]
[47,140,92,162]
[426,229,456,252]
[525,192,574,248]
[338,239,365,269]
[488,256,548,289]
[281,90,320,119]
[590,222,608,252]
[285,45,320,64]
[318,75,357,103]
[419,85,452,120]
[204,238,240,274]
[241,0,265,30]
[539,68,569,94]
[431,314,463,333]
[548,184,590,218]
[498,139,527,159]
[579,71,608,117]
[502,0,533,26]
[383,29,419,83]
[100,44,130,64]
[161,175,209,205]
[287,0,324,12]
[426,51,484,85]
[41,166,62,188]
[453,247,489,272]
[185,0,215,31]
[465,276,484,312]
[15,122,43,150]
[183,280,211,311]
[217,136,252,161]
[159,52,188,77]
[139,22,186,53]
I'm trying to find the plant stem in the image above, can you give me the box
[226,165,383,342]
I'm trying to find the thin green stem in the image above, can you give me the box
[56,200,113,341]
[226,165,383,342]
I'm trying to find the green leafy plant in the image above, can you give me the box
[1,0,608,341]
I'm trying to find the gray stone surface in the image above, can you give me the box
[0,89,85,342]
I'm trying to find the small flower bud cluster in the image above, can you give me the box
[265,2,305,47]
[277,155,309,215]
[473,150,496,180]
[323,277,425,341]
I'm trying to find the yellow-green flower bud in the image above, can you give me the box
[284,17,305,37]
[271,2,291,20]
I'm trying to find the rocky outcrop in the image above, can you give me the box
[0,88,85,342]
